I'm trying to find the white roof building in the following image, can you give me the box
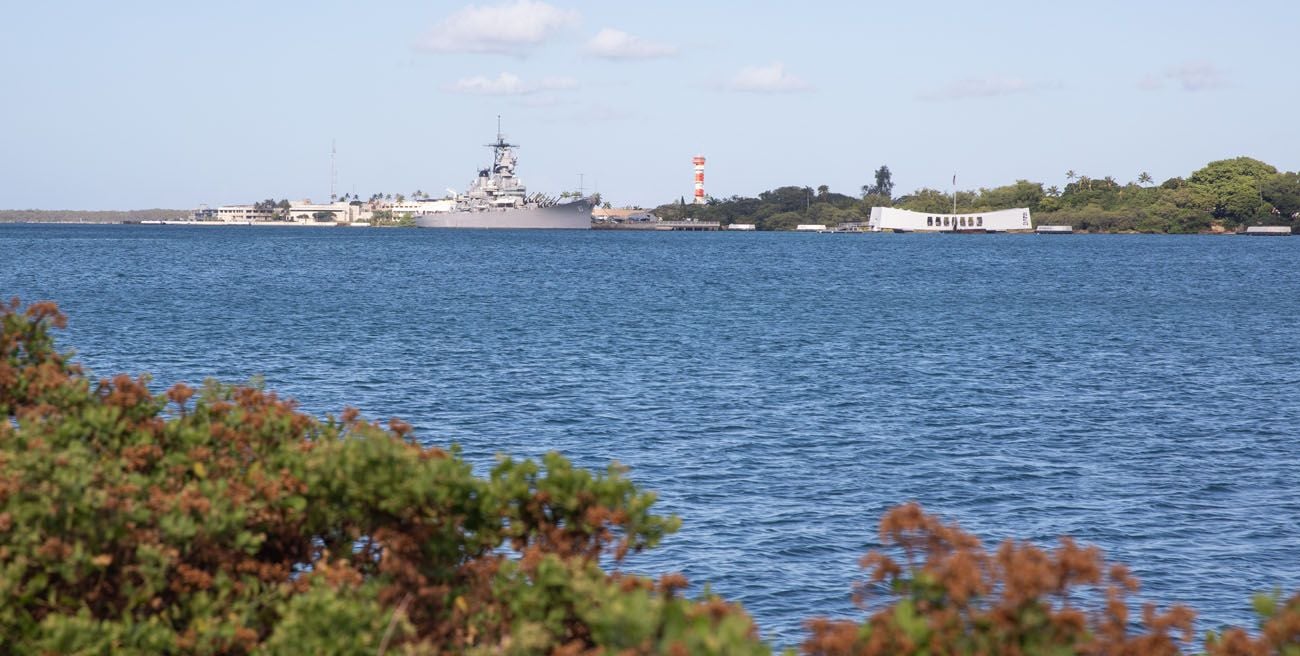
[216,205,274,222]
[1244,226,1292,236]
[286,201,371,224]
[391,199,455,216]
[868,207,1032,232]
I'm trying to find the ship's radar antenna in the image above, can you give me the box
[486,116,517,150]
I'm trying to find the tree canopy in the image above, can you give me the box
[645,157,1299,232]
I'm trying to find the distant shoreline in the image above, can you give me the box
[0,209,190,224]
[1,221,1291,235]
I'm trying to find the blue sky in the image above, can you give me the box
[2,1,1297,210]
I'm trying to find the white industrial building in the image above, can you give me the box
[390,199,454,216]
[868,207,1032,232]
[286,201,373,223]
[216,205,275,222]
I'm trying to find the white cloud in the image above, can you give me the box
[447,72,578,95]
[418,0,579,55]
[1164,61,1227,91]
[918,76,1056,101]
[585,28,677,59]
[726,62,811,93]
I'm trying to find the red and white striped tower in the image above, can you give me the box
[692,155,706,204]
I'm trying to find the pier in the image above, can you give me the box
[656,221,721,231]
[1244,226,1292,236]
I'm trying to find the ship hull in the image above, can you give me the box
[414,198,593,229]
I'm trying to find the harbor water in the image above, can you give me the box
[2,224,1298,646]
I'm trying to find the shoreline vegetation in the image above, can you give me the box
[3,299,1299,654]
[655,156,1300,234]
[0,208,191,224]
[3,157,1299,234]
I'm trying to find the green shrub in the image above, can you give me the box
[0,299,769,654]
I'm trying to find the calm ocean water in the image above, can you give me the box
[3,224,1298,645]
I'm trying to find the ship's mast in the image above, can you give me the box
[487,115,518,157]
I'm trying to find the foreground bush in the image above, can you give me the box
[804,503,1300,655]
[2,299,1297,654]
[0,300,767,654]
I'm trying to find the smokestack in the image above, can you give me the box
[692,155,706,205]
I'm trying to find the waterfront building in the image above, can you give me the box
[1244,226,1292,236]
[1036,225,1073,234]
[216,205,275,222]
[390,199,454,217]
[728,223,756,231]
[868,207,1032,232]
[592,207,656,224]
[286,200,373,223]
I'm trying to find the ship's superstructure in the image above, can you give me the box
[414,121,592,229]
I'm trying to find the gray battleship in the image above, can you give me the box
[414,124,593,229]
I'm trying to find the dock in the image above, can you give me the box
[1244,226,1292,236]
[656,221,721,231]
[1035,225,1074,234]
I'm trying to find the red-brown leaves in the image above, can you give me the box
[22,300,66,330]
[1206,592,1300,655]
[387,417,413,439]
[808,503,1199,656]
[167,382,195,409]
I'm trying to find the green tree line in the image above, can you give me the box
[0,209,191,224]
[651,157,1300,233]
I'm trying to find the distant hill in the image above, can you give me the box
[0,209,191,223]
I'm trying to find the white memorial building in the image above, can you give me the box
[868,207,1032,232]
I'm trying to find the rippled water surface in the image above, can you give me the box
[3,224,1299,645]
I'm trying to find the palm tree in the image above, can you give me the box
[1065,170,1077,188]
[1047,185,1061,197]
[1138,172,1153,186]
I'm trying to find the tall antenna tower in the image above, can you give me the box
[330,140,337,202]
